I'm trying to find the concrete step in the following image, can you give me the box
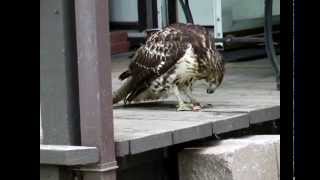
[178,135,280,180]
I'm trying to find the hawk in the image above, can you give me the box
[113,23,225,111]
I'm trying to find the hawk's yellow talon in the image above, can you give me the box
[177,103,193,111]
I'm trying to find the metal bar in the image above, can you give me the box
[264,0,280,90]
[146,0,154,29]
[157,0,163,28]
[40,0,80,146]
[215,35,278,46]
[184,0,194,24]
[243,30,280,38]
[178,0,194,24]
[74,0,117,179]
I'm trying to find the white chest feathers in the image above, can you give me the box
[175,44,198,82]
[132,44,199,102]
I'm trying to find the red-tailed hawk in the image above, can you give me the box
[113,23,225,111]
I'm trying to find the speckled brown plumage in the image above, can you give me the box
[113,23,225,107]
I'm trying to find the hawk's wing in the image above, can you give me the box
[123,29,191,102]
[123,23,213,81]
[113,23,214,104]
[130,36,188,79]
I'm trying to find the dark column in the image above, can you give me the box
[40,0,80,146]
[74,0,117,179]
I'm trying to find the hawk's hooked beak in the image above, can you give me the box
[206,84,217,94]
[206,88,215,94]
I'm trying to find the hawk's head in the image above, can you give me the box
[204,75,220,94]
[196,50,225,94]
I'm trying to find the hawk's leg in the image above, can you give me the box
[173,86,193,111]
[182,89,200,105]
[182,89,201,111]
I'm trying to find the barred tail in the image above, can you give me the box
[112,77,133,104]
[215,52,225,86]
[118,70,131,80]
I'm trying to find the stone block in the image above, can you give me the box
[178,135,280,180]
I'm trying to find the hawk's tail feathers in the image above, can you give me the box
[118,70,131,80]
[112,77,133,104]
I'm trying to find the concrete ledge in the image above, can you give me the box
[40,145,99,166]
[178,135,280,180]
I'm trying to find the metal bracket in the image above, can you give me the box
[212,0,223,48]
[73,161,118,172]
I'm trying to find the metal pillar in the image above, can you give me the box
[264,0,280,90]
[74,0,117,179]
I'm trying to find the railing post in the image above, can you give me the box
[41,0,80,179]
[40,0,80,146]
[74,0,117,179]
